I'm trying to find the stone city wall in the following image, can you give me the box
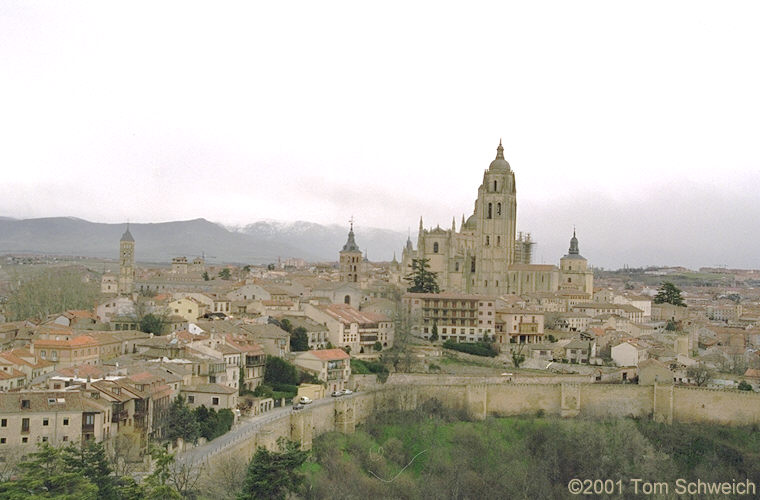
[204,378,760,467]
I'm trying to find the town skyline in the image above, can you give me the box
[2,1,758,269]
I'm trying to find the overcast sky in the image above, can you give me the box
[1,1,758,269]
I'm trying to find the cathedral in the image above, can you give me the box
[400,141,593,297]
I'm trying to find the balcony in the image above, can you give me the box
[112,410,128,423]
[327,369,344,381]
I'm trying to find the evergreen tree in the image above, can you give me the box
[218,268,232,280]
[430,322,439,341]
[139,313,166,335]
[167,395,201,444]
[279,318,292,333]
[290,326,309,351]
[143,445,181,500]
[405,258,440,293]
[61,440,119,500]
[653,282,686,306]
[0,442,98,499]
[238,438,308,500]
[264,356,299,386]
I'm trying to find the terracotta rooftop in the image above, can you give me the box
[306,348,350,361]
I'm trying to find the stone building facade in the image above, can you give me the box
[118,225,135,295]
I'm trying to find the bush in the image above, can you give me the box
[442,340,498,357]
[271,382,298,394]
[738,381,753,391]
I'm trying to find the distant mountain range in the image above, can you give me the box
[0,217,408,264]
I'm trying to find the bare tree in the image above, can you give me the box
[0,445,26,481]
[5,267,99,321]
[197,454,247,500]
[169,458,203,498]
[687,363,714,387]
[106,427,145,477]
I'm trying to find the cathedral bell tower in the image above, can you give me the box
[472,139,517,293]
[118,224,135,294]
[339,218,362,283]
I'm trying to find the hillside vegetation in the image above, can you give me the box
[303,401,760,499]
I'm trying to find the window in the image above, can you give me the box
[0,438,5,444]
[85,414,95,425]
[0,419,6,427]
[22,437,28,443]
[62,436,68,442]
[21,400,30,409]
[63,418,69,426]
[485,236,490,246]
[497,236,500,246]
[433,242,439,253]
[212,397,219,405]
[497,202,501,215]
[487,203,492,219]
[188,396,195,404]
[455,262,459,272]
[21,418,29,433]
[43,418,49,426]
[493,180,498,191]
[42,436,48,442]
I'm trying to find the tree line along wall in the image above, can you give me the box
[205,380,760,467]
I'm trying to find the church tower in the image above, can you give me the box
[559,229,593,296]
[118,224,135,294]
[471,139,517,293]
[339,219,362,283]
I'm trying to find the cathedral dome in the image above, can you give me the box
[488,139,511,172]
[562,229,586,260]
[463,214,477,229]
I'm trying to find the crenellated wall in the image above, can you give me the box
[203,379,760,467]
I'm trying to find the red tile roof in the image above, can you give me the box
[309,348,350,361]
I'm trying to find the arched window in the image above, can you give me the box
[344,295,351,304]
[496,236,501,246]
[497,203,501,215]
[470,258,476,272]
[567,278,571,283]
[487,203,492,219]
[455,262,460,272]
[493,180,498,191]
[485,236,490,246]
[433,242,439,253]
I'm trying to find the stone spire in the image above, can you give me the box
[341,218,360,252]
[452,216,456,232]
[120,223,134,242]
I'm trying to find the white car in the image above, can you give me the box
[341,389,353,395]
[298,396,313,404]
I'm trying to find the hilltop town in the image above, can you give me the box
[0,143,759,495]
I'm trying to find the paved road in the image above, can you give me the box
[175,395,347,466]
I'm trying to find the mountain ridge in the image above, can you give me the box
[0,217,407,264]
